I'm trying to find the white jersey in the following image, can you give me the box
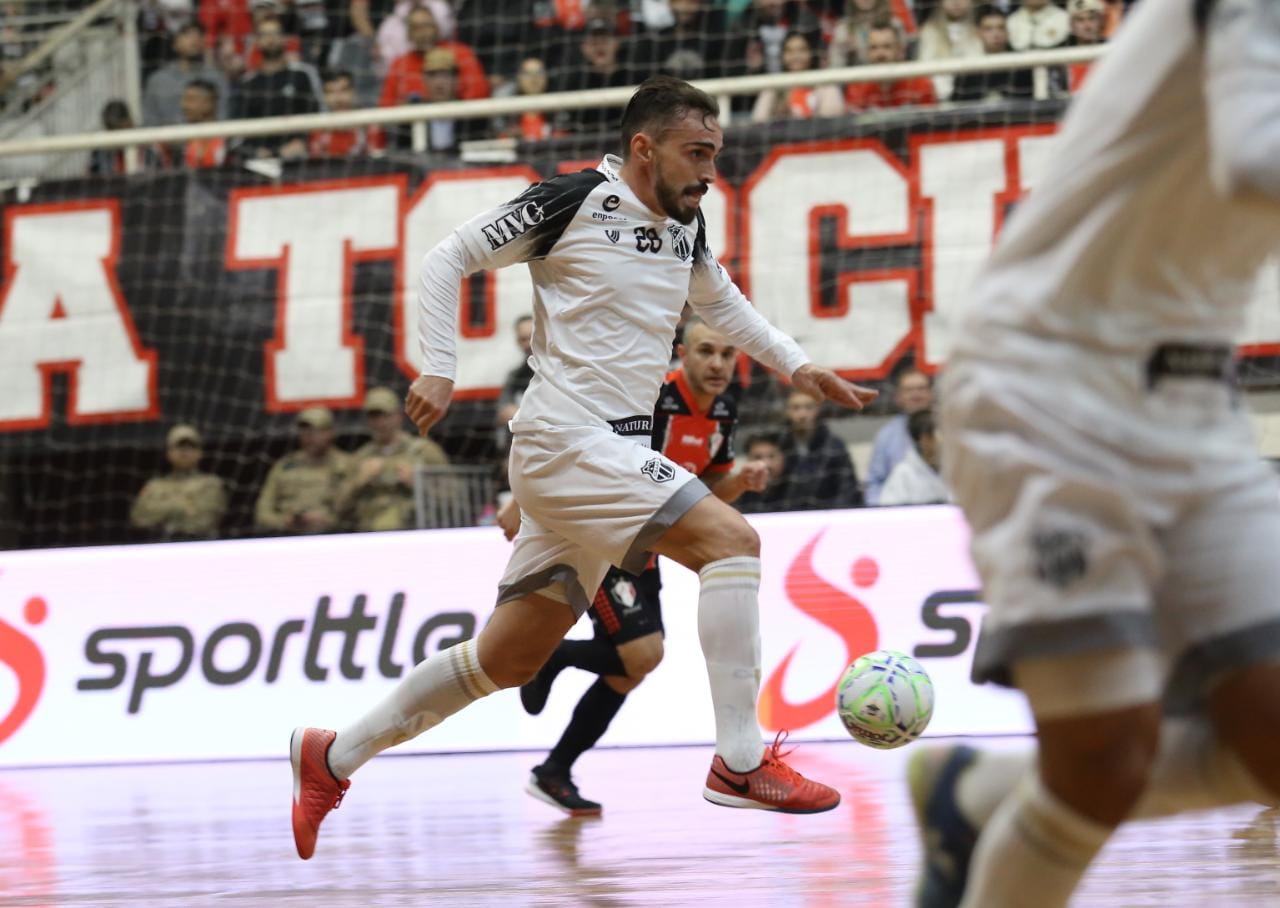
[418,155,808,433]
[955,0,1280,362]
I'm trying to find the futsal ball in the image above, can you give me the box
[835,650,934,750]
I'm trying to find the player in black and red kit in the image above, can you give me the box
[509,316,769,815]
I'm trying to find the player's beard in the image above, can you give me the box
[654,160,704,225]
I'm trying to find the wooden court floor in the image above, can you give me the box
[1,738,1277,907]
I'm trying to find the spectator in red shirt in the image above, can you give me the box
[378,5,488,108]
[751,31,844,123]
[493,57,563,142]
[174,79,227,167]
[844,18,936,110]
[310,69,386,157]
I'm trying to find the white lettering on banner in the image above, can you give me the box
[744,145,913,375]
[0,202,157,429]
[399,169,540,392]
[226,178,402,410]
[917,137,1009,369]
[0,508,1029,768]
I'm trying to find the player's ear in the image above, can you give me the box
[676,343,687,360]
[632,131,654,163]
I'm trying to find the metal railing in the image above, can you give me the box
[413,465,497,530]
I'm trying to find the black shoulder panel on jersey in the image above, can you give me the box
[708,392,737,422]
[506,169,608,260]
[692,209,711,263]
[655,379,692,416]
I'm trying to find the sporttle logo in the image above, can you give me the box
[0,593,48,747]
[758,530,879,732]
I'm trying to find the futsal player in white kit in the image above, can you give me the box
[909,1,1280,905]
[288,76,877,859]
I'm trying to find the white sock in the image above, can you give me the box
[697,556,764,772]
[956,750,1034,827]
[327,638,498,779]
[961,773,1112,908]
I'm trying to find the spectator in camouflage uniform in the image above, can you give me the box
[338,387,448,531]
[130,424,227,541]
[255,406,351,535]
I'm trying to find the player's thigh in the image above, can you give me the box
[476,591,578,689]
[650,493,759,572]
[510,426,711,575]
[1206,661,1280,799]
[497,510,613,627]
[944,367,1164,686]
[1159,466,1280,714]
[1013,648,1164,824]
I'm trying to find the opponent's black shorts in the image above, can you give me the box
[589,563,663,645]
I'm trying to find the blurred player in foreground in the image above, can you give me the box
[289,75,876,859]
[912,1,1280,905]
[512,317,769,816]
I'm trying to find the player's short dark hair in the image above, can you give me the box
[974,4,1006,21]
[185,79,219,100]
[322,69,354,88]
[619,75,719,159]
[894,364,931,388]
[745,431,785,453]
[907,408,936,444]
[868,15,904,42]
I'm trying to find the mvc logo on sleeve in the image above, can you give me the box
[640,458,676,483]
[481,201,546,250]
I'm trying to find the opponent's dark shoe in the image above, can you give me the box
[519,657,564,716]
[525,763,603,817]
[908,745,980,908]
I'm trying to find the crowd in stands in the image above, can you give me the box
[71,0,1132,170]
[128,313,950,543]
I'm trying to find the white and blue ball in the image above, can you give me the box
[835,650,934,750]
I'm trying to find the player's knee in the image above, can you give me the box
[1037,707,1161,825]
[486,652,547,689]
[621,637,664,681]
[705,517,760,562]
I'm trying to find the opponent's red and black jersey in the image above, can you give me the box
[651,368,736,480]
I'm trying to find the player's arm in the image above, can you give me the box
[1203,0,1280,200]
[408,171,607,434]
[703,461,769,503]
[685,225,877,411]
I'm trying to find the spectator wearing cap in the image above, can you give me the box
[378,5,488,109]
[142,23,230,125]
[1064,0,1104,91]
[1006,0,1068,51]
[254,407,351,535]
[877,409,951,506]
[130,425,228,541]
[551,14,634,135]
[310,69,386,156]
[337,387,449,532]
[845,19,937,111]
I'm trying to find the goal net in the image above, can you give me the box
[2,6,1250,551]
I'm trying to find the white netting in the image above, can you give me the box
[0,2,1157,548]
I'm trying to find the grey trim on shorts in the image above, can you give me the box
[972,610,1157,688]
[1163,616,1280,714]
[496,564,592,619]
[619,477,712,575]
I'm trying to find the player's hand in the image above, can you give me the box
[734,460,770,494]
[406,374,454,435]
[495,496,521,541]
[791,364,878,411]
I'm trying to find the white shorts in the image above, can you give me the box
[496,424,710,617]
[942,337,1280,711]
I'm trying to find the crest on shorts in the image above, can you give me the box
[668,224,692,261]
[641,457,676,483]
[1032,528,1089,588]
[611,577,639,610]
